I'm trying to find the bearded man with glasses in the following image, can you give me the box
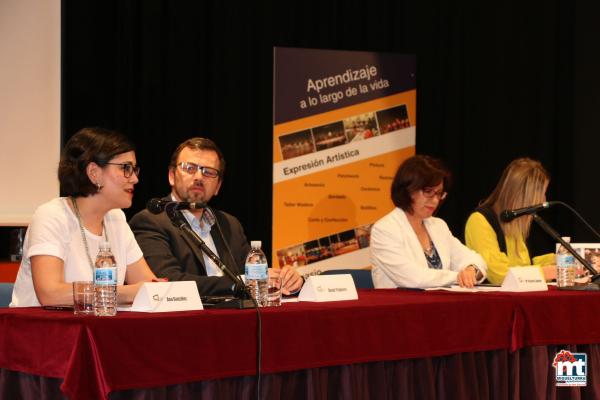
[129,137,303,297]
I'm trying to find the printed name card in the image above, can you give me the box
[124,281,203,312]
[501,267,548,292]
[298,274,358,302]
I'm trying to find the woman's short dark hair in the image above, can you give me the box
[391,155,451,212]
[58,127,135,197]
[168,137,226,177]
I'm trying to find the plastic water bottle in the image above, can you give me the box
[245,241,268,307]
[94,241,118,316]
[556,236,575,288]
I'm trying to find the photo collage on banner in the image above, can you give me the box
[273,47,416,275]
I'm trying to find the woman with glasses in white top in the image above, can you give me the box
[370,155,487,289]
[11,127,157,307]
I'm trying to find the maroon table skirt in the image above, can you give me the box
[0,288,599,399]
[1,345,599,400]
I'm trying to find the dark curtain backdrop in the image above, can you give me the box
[60,0,600,259]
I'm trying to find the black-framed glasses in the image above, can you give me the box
[177,162,220,178]
[106,162,141,178]
[421,187,447,200]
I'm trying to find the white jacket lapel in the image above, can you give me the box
[396,208,429,269]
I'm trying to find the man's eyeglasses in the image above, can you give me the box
[177,162,220,178]
[421,187,447,200]
[106,162,141,178]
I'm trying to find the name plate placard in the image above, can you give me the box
[501,267,548,292]
[122,281,203,312]
[298,274,358,302]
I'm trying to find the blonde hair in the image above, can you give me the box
[480,158,549,239]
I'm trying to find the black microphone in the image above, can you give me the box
[500,201,555,222]
[146,198,171,214]
[146,198,207,214]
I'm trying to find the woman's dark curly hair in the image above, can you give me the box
[58,127,135,197]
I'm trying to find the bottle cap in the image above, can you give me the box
[99,240,111,250]
[250,240,262,249]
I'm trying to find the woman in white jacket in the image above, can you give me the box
[371,155,487,289]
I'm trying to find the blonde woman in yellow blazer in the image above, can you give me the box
[464,158,556,285]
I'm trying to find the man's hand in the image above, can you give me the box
[270,266,304,295]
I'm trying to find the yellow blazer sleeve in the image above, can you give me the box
[464,212,513,285]
[532,253,555,266]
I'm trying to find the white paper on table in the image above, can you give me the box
[426,285,503,293]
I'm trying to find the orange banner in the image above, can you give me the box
[273,48,416,274]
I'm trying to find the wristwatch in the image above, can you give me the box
[468,265,483,280]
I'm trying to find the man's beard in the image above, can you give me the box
[187,192,205,203]
[175,184,206,204]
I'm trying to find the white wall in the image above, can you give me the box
[0,0,61,225]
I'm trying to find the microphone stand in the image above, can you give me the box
[165,203,256,308]
[555,201,600,242]
[162,202,264,400]
[532,214,600,290]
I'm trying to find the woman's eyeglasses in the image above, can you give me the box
[421,187,447,200]
[106,162,141,178]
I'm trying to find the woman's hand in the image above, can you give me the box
[541,264,557,281]
[116,281,144,304]
[457,265,478,288]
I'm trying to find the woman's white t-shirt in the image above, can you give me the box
[10,197,144,307]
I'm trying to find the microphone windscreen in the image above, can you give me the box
[500,210,513,222]
[147,198,166,214]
